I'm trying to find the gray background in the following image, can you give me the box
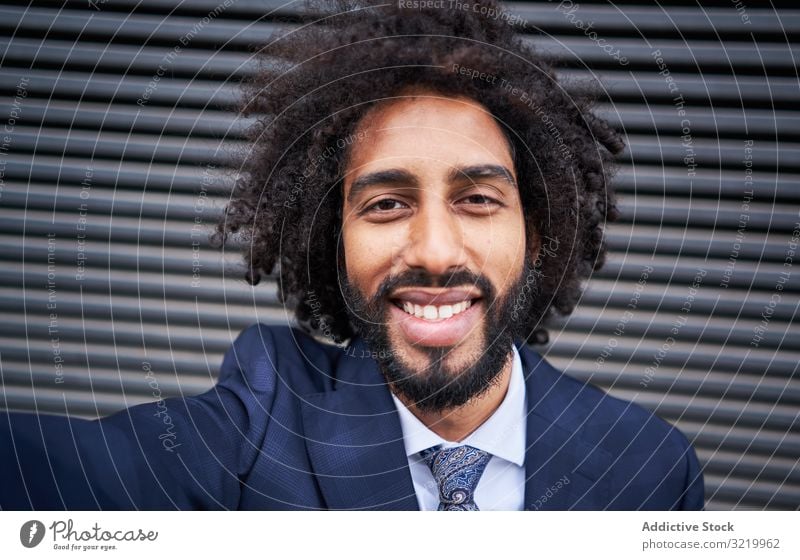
[0,0,797,510]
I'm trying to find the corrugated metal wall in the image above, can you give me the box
[0,0,797,510]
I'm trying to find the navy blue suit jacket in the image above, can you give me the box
[1,324,704,510]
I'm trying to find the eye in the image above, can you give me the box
[366,198,408,212]
[359,198,413,223]
[459,193,501,206]
[461,194,496,204]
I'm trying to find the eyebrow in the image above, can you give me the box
[347,169,419,204]
[346,164,517,204]
[447,164,517,189]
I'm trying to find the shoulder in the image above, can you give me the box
[518,344,690,453]
[518,344,704,509]
[217,323,343,395]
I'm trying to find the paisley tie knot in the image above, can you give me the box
[419,445,492,511]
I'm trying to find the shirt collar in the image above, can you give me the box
[391,345,526,467]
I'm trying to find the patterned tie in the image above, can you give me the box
[419,445,492,511]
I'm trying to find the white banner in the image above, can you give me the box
[1,511,797,559]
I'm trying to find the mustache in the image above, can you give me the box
[372,268,495,303]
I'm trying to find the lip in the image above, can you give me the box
[388,296,483,347]
[390,288,480,307]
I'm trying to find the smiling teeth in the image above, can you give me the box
[401,300,473,320]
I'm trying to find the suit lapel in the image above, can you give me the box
[518,343,612,510]
[301,337,612,510]
[300,337,419,510]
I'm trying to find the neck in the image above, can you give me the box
[395,350,514,442]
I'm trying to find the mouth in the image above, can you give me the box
[393,298,477,320]
[387,288,483,347]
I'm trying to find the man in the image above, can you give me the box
[0,0,703,510]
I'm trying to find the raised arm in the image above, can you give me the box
[0,325,277,510]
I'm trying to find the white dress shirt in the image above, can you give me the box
[390,345,527,510]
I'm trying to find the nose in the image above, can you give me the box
[401,196,467,276]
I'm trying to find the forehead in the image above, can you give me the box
[345,93,515,178]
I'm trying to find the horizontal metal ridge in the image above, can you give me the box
[581,278,798,320]
[4,234,794,293]
[9,126,244,165]
[0,154,235,194]
[559,69,800,104]
[606,224,788,262]
[0,385,168,419]
[5,155,797,205]
[0,312,286,354]
[604,389,800,431]
[613,164,799,201]
[0,68,239,108]
[5,35,796,81]
[0,264,274,304]
[0,334,246,377]
[9,125,797,171]
[8,207,792,259]
[0,182,219,220]
[597,253,795,291]
[1,38,258,79]
[4,66,798,108]
[598,103,800,139]
[546,331,798,377]
[0,99,250,138]
[0,287,270,326]
[702,474,799,509]
[0,6,288,48]
[0,359,214,396]
[556,359,800,405]
[533,35,799,70]
[620,134,799,171]
[676,420,800,459]
[507,3,800,35]
[53,0,800,35]
[0,233,240,274]
[0,211,214,247]
[614,194,795,231]
[4,98,797,142]
[696,449,800,485]
[1,195,790,258]
[559,305,796,350]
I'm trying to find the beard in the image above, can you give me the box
[340,258,536,414]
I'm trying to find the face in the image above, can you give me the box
[340,89,536,412]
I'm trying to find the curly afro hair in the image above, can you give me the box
[215,0,625,345]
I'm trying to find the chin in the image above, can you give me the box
[386,325,485,375]
[339,264,525,412]
[390,329,471,354]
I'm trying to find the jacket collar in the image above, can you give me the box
[516,340,612,510]
[300,336,419,510]
[300,336,610,510]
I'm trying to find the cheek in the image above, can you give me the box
[341,221,366,282]
[341,220,397,295]
[466,217,526,289]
